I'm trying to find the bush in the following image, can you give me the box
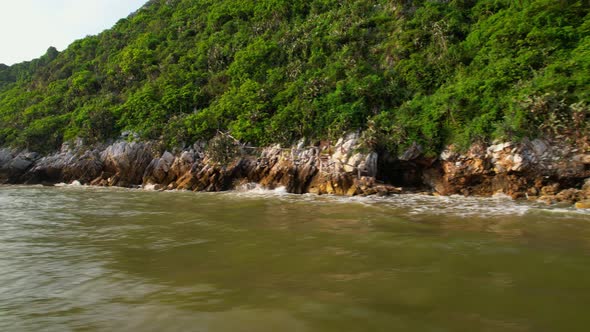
[0,0,588,152]
[205,133,242,165]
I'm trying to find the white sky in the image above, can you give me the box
[0,0,146,65]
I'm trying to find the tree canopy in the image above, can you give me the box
[0,0,588,153]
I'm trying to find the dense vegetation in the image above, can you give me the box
[0,0,588,154]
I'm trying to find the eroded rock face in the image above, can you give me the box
[143,151,175,186]
[156,133,382,196]
[24,142,103,184]
[98,141,156,187]
[423,143,490,195]
[423,138,590,201]
[0,134,588,205]
[0,149,13,167]
[325,133,377,178]
[0,149,17,183]
[0,149,40,183]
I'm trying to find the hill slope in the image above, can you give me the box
[0,0,588,153]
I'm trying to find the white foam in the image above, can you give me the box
[143,184,157,191]
[527,205,590,219]
[234,183,260,192]
[272,186,288,194]
[492,192,513,200]
[234,183,288,195]
[54,180,83,187]
[43,181,590,220]
[398,194,528,218]
[219,185,533,218]
[308,193,531,219]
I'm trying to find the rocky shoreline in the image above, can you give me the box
[1,133,589,208]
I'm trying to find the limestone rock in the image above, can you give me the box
[101,141,155,187]
[541,184,560,196]
[2,131,587,203]
[573,154,590,164]
[399,142,423,161]
[0,148,14,167]
[555,188,583,204]
[24,146,103,184]
[0,150,40,183]
[143,151,175,185]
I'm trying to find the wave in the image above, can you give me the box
[54,180,83,187]
[234,183,288,195]
[15,180,590,220]
[220,187,590,220]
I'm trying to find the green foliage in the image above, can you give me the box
[0,0,589,153]
[205,133,242,166]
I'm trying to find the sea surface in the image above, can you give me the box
[1,184,590,332]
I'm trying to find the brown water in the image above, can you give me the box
[1,185,590,332]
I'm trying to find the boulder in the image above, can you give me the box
[0,150,39,183]
[541,184,560,196]
[573,154,590,164]
[0,148,14,167]
[399,142,423,161]
[555,188,583,205]
[24,146,103,184]
[101,141,155,187]
[143,151,175,185]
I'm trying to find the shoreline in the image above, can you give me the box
[3,182,590,221]
[1,133,589,208]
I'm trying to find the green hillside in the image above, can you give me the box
[0,0,588,153]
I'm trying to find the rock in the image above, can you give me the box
[541,184,560,196]
[423,142,491,196]
[575,200,590,209]
[440,146,457,161]
[573,154,590,164]
[346,184,361,197]
[308,186,320,195]
[488,142,512,154]
[527,187,539,196]
[422,136,590,199]
[344,153,364,173]
[290,158,318,194]
[511,154,525,171]
[101,141,155,187]
[555,188,582,204]
[487,142,529,173]
[361,152,378,178]
[0,148,14,167]
[121,131,140,140]
[7,157,33,173]
[422,168,449,195]
[176,173,197,190]
[143,151,175,185]
[24,146,103,184]
[538,196,555,205]
[2,131,588,201]
[399,142,423,161]
[0,150,40,183]
[531,139,549,156]
[330,132,360,172]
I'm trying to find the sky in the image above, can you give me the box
[0,0,146,65]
